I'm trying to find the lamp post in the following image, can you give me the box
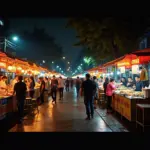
[3,36,19,52]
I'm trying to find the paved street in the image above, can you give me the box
[8,87,129,132]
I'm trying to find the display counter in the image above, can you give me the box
[0,88,40,120]
[112,93,150,122]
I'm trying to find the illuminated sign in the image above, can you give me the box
[119,67,125,73]
[117,62,130,67]
[132,65,139,74]
[131,58,139,65]
[0,62,6,68]
[7,66,16,72]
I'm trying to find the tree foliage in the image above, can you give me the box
[66,17,150,62]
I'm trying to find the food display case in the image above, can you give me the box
[112,86,150,122]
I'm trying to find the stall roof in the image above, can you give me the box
[103,56,125,67]
[132,48,150,56]
[0,51,7,57]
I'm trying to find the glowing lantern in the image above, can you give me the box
[0,62,6,69]
[17,67,22,70]
[22,70,25,73]
[8,66,13,71]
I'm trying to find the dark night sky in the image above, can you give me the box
[9,18,82,64]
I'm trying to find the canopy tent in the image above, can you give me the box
[103,56,125,67]
[132,48,150,56]
[0,51,61,76]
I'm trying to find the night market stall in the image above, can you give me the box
[0,51,62,120]
[86,48,150,122]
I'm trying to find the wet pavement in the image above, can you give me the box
[7,87,131,132]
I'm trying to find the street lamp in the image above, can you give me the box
[56,66,59,68]
[68,62,70,64]
[0,20,4,26]
[63,57,65,59]
[52,61,54,64]
[12,36,18,42]
[43,60,45,63]
[2,35,19,52]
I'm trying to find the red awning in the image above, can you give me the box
[132,48,150,56]
[103,56,125,67]
[0,51,7,57]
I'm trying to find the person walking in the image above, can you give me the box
[106,78,116,113]
[58,76,65,100]
[75,77,81,98]
[65,77,69,92]
[51,75,58,104]
[80,73,96,120]
[13,76,27,124]
[39,77,45,104]
[93,76,99,109]
[44,77,49,92]
[28,76,35,98]
[70,78,74,89]
[103,77,109,102]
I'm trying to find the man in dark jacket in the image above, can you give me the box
[51,75,58,103]
[80,73,96,120]
[93,76,99,109]
[75,77,81,98]
[13,76,27,124]
[65,78,70,92]
[39,77,45,104]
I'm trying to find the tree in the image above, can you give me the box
[66,17,150,63]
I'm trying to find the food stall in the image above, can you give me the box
[0,52,16,119]
[85,48,150,122]
[112,86,150,122]
[104,49,150,122]
[0,51,59,120]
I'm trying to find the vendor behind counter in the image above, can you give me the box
[126,77,135,88]
[0,76,7,91]
[134,76,144,91]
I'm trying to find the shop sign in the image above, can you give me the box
[131,58,139,65]
[132,65,139,74]
[119,67,125,73]
[0,62,6,68]
[117,62,130,67]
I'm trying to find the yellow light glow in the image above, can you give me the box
[8,66,13,70]
[131,58,139,65]
[17,67,22,70]
[117,62,130,67]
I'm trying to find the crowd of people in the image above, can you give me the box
[0,65,149,123]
